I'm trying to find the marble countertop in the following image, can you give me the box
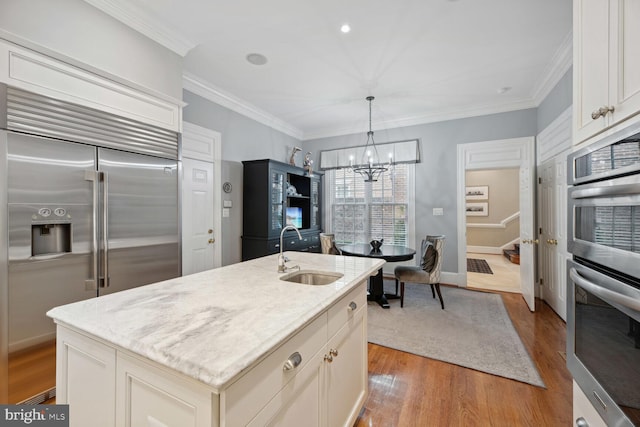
[47,252,384,390]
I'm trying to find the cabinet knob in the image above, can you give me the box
[208,238,215,244]
[575,417,589,427]
[591,105,615,120]
[348,301,357,312]
[324,354,334,363]
[208,229,213,234]
[329,348,338,357]
[283,351,302,371]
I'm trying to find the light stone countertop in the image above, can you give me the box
[47,252,384,390]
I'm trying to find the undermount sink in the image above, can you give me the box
[280,270,343,285]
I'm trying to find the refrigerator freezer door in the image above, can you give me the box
[98,148,180,295]
[7,134,96,351]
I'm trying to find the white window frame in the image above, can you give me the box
[323,165,416,263]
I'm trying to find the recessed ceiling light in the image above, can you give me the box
[497,86,512,94]
[340,23,351,34]
[246,53,268,66]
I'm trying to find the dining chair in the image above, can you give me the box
[319,233,342,255]
[394,235,445,309]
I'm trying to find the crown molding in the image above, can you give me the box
[302,98,538,141]
[530,30,573,106]
[83,0,197,56]
[183,72,305,140]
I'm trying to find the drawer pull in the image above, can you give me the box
[324,354,333,363]
[329,348,338,357]
[348,301,357,311]
[283,352,302,371]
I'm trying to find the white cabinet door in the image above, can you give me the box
[56,327,116,427]
[573,381,607,427]
[574,0,640,145]
[247,348,325,427]
[574,0,610,143]
[325,307,367,427]
[116,353,216,427]
[609,0,640,127]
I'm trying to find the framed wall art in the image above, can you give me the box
[466,202,488,216]
[465,185,489,200]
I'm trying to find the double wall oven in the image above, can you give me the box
[568,122,640,426]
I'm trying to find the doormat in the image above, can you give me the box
[467,258,493,274]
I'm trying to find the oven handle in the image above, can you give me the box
[570,182,640,199]
[570,267,640,312]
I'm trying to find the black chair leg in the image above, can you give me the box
[434,283,444,309]
[400,282,405,307]
[430,284,435,299]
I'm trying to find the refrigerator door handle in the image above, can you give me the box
[84,170,99,291]
[102,171,110,288]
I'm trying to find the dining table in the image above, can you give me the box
[339,243,416,308]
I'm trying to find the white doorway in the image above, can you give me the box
[457,137,536,311]
[181,122,222,275]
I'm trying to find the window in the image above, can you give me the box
[329,163,413,246]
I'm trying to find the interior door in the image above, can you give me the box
[538,155,569,321]
[97,148,180,295]
[182,158,215,275]
[519,155,536,311]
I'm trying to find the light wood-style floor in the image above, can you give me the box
[467,252,521,293]
[354,291,572,426]
[8,340,56,404]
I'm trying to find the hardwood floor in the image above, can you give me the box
[7,340,56,404]
[355,292,572,426]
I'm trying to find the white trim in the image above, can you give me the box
[182,122,223,269]
[537,106,572,164]
[457,137,535,292]
[531,31,573,106]
[304,98,538,141]
[182,72,304,140]
[83,0,197,56]
[466,211,520,229]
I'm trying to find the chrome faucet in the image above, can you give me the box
[278,225,303,272]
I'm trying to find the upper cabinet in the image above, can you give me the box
[573,0,640,145]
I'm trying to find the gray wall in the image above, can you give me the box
[302,109,538,274]
[0,0,183,99]
[183,89,303,265]
[537,67,572,132]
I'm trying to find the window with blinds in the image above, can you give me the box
[331,163,410,245]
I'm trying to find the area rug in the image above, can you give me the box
[467,258,493,274]
[368,283,545,387]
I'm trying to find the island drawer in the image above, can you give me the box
[223,311,327,426]
[328,281,367,337]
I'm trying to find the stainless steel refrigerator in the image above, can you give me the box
[0,85,181,404]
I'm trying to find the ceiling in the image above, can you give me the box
[85,0,573,140]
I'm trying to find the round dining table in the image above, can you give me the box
[339,243,416,308]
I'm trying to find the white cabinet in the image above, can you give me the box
[573,0,640,145]
[325,305,367,427]
[55,281,368,427]
[573,381,607,427]
[56,327,116,427]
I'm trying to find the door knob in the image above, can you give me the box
[208,238,215,244]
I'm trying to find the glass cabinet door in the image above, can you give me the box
[310,178,320,229]
[270,170,285,233]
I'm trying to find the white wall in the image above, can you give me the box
[0,0,183,99]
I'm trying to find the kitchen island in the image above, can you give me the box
[47,252,384,427]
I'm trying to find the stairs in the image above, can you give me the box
[503,243,520,265]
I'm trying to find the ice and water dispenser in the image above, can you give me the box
[31,223,71,256]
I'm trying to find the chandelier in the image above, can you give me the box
[351,96,389,182]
